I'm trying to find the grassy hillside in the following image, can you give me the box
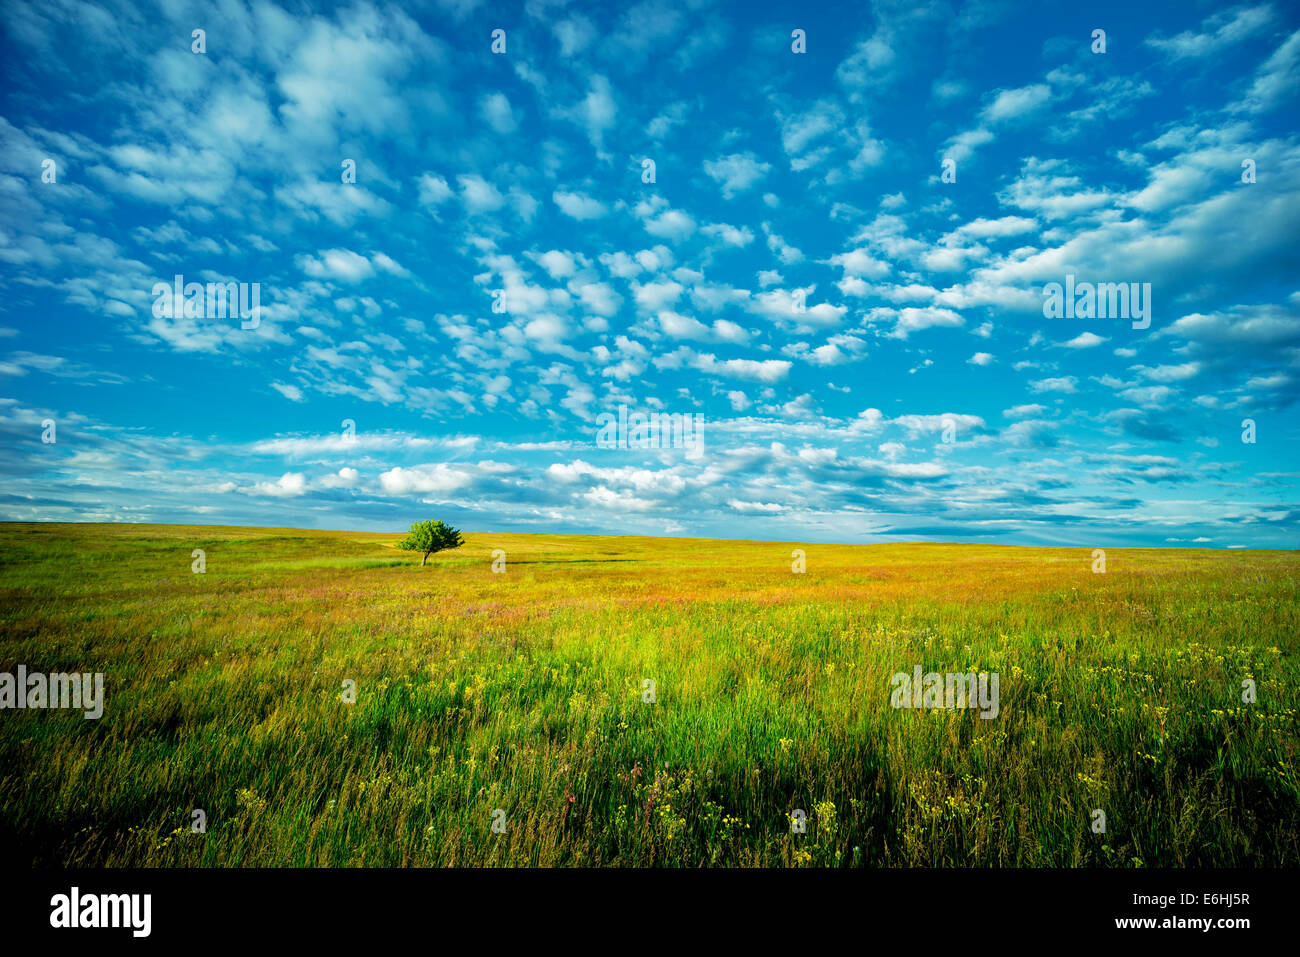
[0,522,1297,866]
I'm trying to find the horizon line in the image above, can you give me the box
[1,520,1294,552]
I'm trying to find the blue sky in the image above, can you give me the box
[1,0,1298,547]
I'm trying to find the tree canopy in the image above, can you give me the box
[397,520,464,565]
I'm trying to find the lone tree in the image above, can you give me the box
[398,520,464,566]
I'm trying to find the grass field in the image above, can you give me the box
[0,522,1297,867]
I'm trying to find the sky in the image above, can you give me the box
[1,0,1298,547]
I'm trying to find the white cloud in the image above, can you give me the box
[380,464,474,495]
[642,207,696,241]
[829,247,891,279]
[1147,5,1274,60]
[479,92,516,133]
[568,74,616,150]
[244,472,307,498]
[1003,404,1046,418]
[703,152,771,198]
[553,15,596,56]
[701,223,754,247]
[458,174,505,213]
[553,189,608,220]
[1235,28,1300,114]
[887,307,964,338]
[532,249,577,280]
[1030,376,1078,393]
[982,84,1053,123]
[633,280,684,311]
[418,173,454,208]
[728,499,785,513]
[1061,332,1108,349]
[690,352,792,383]
[298,249,374,282]
[318,467,360,489]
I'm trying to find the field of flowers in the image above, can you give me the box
[1,522,1296,866]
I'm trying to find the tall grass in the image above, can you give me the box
[0,523,1296,866]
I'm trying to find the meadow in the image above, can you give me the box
[0,522,1296,867]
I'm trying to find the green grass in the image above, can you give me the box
[0,522,1296,867]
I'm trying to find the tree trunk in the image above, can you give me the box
[421,550,430,566]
